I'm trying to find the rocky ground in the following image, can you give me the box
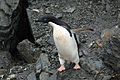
[0,0,120,80]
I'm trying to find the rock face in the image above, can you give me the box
[0,0,120,80]
[0,0,19,26]
[0,0,35,64]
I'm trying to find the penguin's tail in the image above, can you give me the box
[72,28,94,33]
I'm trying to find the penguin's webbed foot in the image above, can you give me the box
[58,65,65,71]
[73,64,80,69]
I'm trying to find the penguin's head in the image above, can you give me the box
[35,15,57,23]
[35,15,71,30]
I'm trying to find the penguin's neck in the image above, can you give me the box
[48,22,70,38]
[48,22,73,37]
[48,22,63,33]
[48,22,57,28]
[48,22,67,31]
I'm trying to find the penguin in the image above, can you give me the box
[36,15,81,71]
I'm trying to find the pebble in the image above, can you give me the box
[36,38,42,44]
[10,66,23,73]
[7,74,17,80]
[56,14,63,19]
[45,8,51,13]
[63,7,76,13]
[0,75,4,79]
[101,29,113,41]
[32,9,40,13]
[88,41,95,48]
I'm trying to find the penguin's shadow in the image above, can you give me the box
[64,62,81,70]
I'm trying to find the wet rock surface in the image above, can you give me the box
[0,0,120,80]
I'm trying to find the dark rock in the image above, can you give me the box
[0,51,11,69]
[6,64,35,80]
[102,75,111,80]
[27,72,37,80]
[80,57,103,73]
[49,70,57,80]
[36,53,51,79]
[0,0,19,26]
[36,53,53,80]
[36,53,50,71]
[47,36,55,46]
[39,72,49,80]
[17,40,36,63]
[36,55,42,73]
[102,30,120,73]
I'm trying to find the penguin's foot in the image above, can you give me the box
[58,65,65,71]
[73,64,80,69]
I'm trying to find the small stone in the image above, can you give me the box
[0,69,7,74]
[36,38,42,44]
[118,13,120,19]
[0,51,11,69]
[117,63,120,68]
[10,66,23,73]
[36,57,42,73]
[56,14,63,19]
[88,41,95,48]
[52,49,57,53]
[7,74,17,80]
[81,50,89,56]
[47,36,55,45]
[32,9,40,13]
[45,8,51,13]
[96,40,104,48]
[96,71,101,75]
[106,4,110,11]
[0,75,4,79]
[63,7,76,13]
[40,53,50,70]
[101,29,113,41]
[54,5,59,8]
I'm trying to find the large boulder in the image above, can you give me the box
[0,0,35,67]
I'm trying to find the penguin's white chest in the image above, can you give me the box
[49,22,78,61]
